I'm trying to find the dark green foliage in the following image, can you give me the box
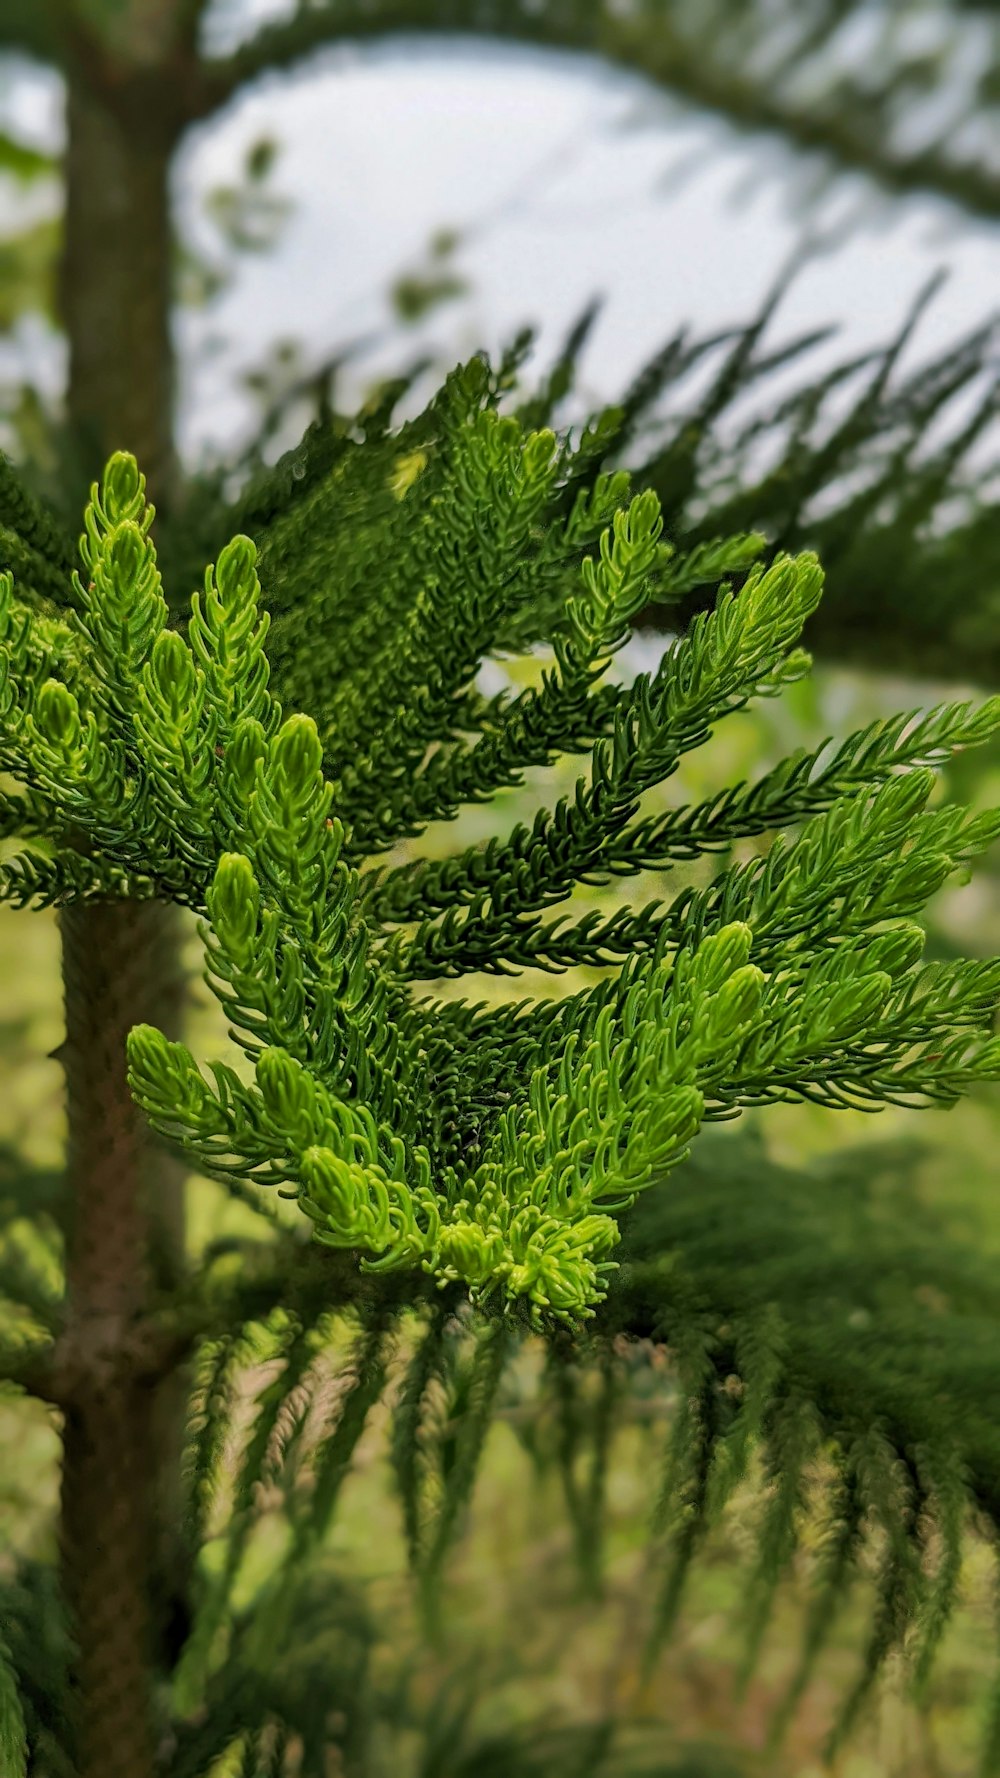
[167,1562,378,1778]
[2,339,1000,1774]
[138,1121,1000,1770]
[605,1130,1000,1745]
[626,290,1000,683]
[0,1561,72,1778]
[212,283,1000,689]
[6,283,999,690]
[0,454,76,613]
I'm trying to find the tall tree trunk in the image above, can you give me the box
[61,67,177,496]
[57,38,188,1778]
[58,903,185,1778]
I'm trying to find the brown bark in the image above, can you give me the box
[57,901,185,1778]
[56,14,192,1777]
[61,67,177,499]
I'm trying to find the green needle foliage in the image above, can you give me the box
[4,353,1000,1773]
[1,365,999,1323]
[160,282,1000,690]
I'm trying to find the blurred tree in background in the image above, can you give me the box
[0,5,999,1778]
[1,0,999,672]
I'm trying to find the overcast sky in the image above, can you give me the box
[1,27,998,463]
[178,38,1000,460]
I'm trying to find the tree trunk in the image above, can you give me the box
[61,69,177,497]
[57,40,188,1778]
[58,902,185,1778]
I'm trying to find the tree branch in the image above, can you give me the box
[191,0,1000,224]
[139,1234,450,1377]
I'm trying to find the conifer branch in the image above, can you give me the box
[2,395,998,1332]
[193,1,1000,225]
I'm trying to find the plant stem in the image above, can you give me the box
[57,19,189,1774]
[61,60,178,498]
[58,901,185,1778]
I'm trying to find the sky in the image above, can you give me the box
[0,22,998,463]
[173,38,1000,460]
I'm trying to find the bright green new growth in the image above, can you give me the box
[2,364,1000,1321]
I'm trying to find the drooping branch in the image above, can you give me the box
[192,0,1000,225]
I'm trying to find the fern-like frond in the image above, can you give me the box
[1,422,996,1324]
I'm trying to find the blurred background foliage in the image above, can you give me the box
[2,3,1000,1775]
